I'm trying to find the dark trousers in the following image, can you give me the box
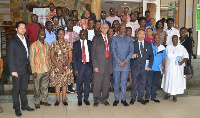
[145,71,161,99]
[131,71,147,101]
[76,63,92,101]
[12,73,29,110]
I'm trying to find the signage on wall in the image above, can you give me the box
[168,2,176,18]
[196,4,200,31]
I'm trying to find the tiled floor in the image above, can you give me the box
[0,96,200,118]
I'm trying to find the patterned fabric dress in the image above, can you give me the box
[50,40,74,87]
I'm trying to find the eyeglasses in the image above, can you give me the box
[80,33,86,35]
[58,33,64,35]
[32,17,38,20]
[53,19,58,21]
[101,13,106,15]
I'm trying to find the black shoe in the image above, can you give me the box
[102,101,110,106]
[21,106,35,111]
[54,101,59,106]
[151,99,160,103]
[137,99,147,105]
[173,96,177,102]
[94,102,98,107]
[84,100,90,105]
[63,101,68,106]
[145,99,149,103]
[78,101,82,106]
[113,100,119,106]
[15,110,22,117]
[68,89,75,93]
[121,100,129,107]
[130,99,135,105]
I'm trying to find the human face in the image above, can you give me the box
[119,24,126,35]
[145,12,150,20]
[73,10,78,17]
[86,4,91,11]
[157,21,163,29]
[124,7,129,14]
[137,30,145,41]
[108,29,114,38]
[88,20,95,29]
[49,4,54,11]
[113,21,120,29]
[57,30,65,40]
[146,28,153,37]
[140,19,146,27]
[172,36,178,46]
[134,11,138,19]
[101,11,106,20]
[110,7,115,15]
[66,21,73,30]
[95,22,101,31]
[38,30,46,40]
[16,23,26,36]
[84,10,90,19]
[80,30,87,40]
[154,34,160,43]
[72,17,78,25]
[53,17,59,25]
[101,24,109,35]
[46,22,53,31]
[122,15,127,23]
[180,29,187,37]
[31,15,38,24]
[130,14,137,22]
[56,9,63,17]
[167,20,173,29]
[126,28,132,36]
[116,11,122,17]
[150,19,155,26]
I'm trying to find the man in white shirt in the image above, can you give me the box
[121,15,135,37]
[165,18,180,46]
[106,7,121,25]
[87,19,100,41]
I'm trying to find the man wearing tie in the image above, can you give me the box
[92,23,112,107]
[130,29,154,105]
[73,30,92,106]
[98,11,111,27]
[112,23,134,107]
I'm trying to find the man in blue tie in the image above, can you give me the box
[98,11,111,27]
[112,23,134,107]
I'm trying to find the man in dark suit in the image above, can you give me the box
[130,29,154,105]
[98,11,111,27]
[73,30,92,106]
[6,21,35,117]
[92,23,112,107]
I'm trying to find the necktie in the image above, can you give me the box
[104,37,109,58]
[140,42,144,57]
[82,40,86,63]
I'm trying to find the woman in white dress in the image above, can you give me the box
[161,35,189,102]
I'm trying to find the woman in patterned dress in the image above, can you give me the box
[50,28,74,106]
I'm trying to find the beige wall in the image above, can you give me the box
[185,0,193,28]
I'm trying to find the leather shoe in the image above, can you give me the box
[78,101,82,106]
[15,110,22,117]
[145,99,149,103]
[21,106,35,111]
[113,100,119,106]
[102,101,110,106]
[151,99,160,103]
[84,100,90,105]
[35,104,40,109]
[121,100,129,107]
[137,99,147,105]
[94,102,98,107]
[40,102,51,106]
[130,99,135,105]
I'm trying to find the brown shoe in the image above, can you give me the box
[94,102,98,107]
[102,101,110,106]
[0,106,3,113]
[40,102,51,106]
[35,104,40,109]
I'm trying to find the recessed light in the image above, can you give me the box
[124,3,127,5]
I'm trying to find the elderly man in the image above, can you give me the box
[92,23,112,107]
[112,23,134,107]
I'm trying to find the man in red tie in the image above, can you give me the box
[92,23,112,107]
[73,30,92,106]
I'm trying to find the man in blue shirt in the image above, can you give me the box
[112,23,134,107]
[44,21,56,45]
[145,33,166,103]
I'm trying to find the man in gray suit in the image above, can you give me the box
[92,23,112,107]
[112,23,134,107]
[130,29,154,105]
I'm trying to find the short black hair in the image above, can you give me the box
[180,27,187,31]
[126,27,132,31]
[31,14,38,18]
[66,19,73,24]
[138,17,146,24]
[145,10,150,14]
[15,21,26,28]
[37,29,45,35]
[49,3,54,6]
[80,29,88,34]
[56,6,62,11]
[146,27,153,31]
[172,35,178,40]
[155,20,164,29]
[45,21,52,26]
[51,16,58,21]
[166,18,174,23]
[57,28,65,34]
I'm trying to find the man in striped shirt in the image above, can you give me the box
[46,3,56,21]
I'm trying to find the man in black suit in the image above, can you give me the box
[92,23,112,107]
[130,29,154,105]
[98,11,111,27]
[6,21,35,116]
[73,30,92,106]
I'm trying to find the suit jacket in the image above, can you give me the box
[73,39,92,72]
[94,30,101,36]
[91,35,112,74]
[97,19,111,27]
[131,40,154,75]
[6,35,31,75]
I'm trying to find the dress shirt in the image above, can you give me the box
[138,40,144,57]
[44,29,56,45]
[80,39,89,62]
[17,34,28,58]
[101,34,109,50]
[126,23,135,37]
[88,29,95,41]
[127,20,140,32]
[165,27,180,45]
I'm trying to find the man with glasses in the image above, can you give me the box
[98,11,111,27]
[73,30,92,106]
[26,14,44,44]
[106,7,121,25]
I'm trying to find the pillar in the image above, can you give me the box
[91,0,101,20]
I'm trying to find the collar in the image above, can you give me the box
[17,34,25,40]
[45,29,53,34]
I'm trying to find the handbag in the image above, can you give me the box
[184,60,194,77]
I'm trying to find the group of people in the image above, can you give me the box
[5,3,192,117]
